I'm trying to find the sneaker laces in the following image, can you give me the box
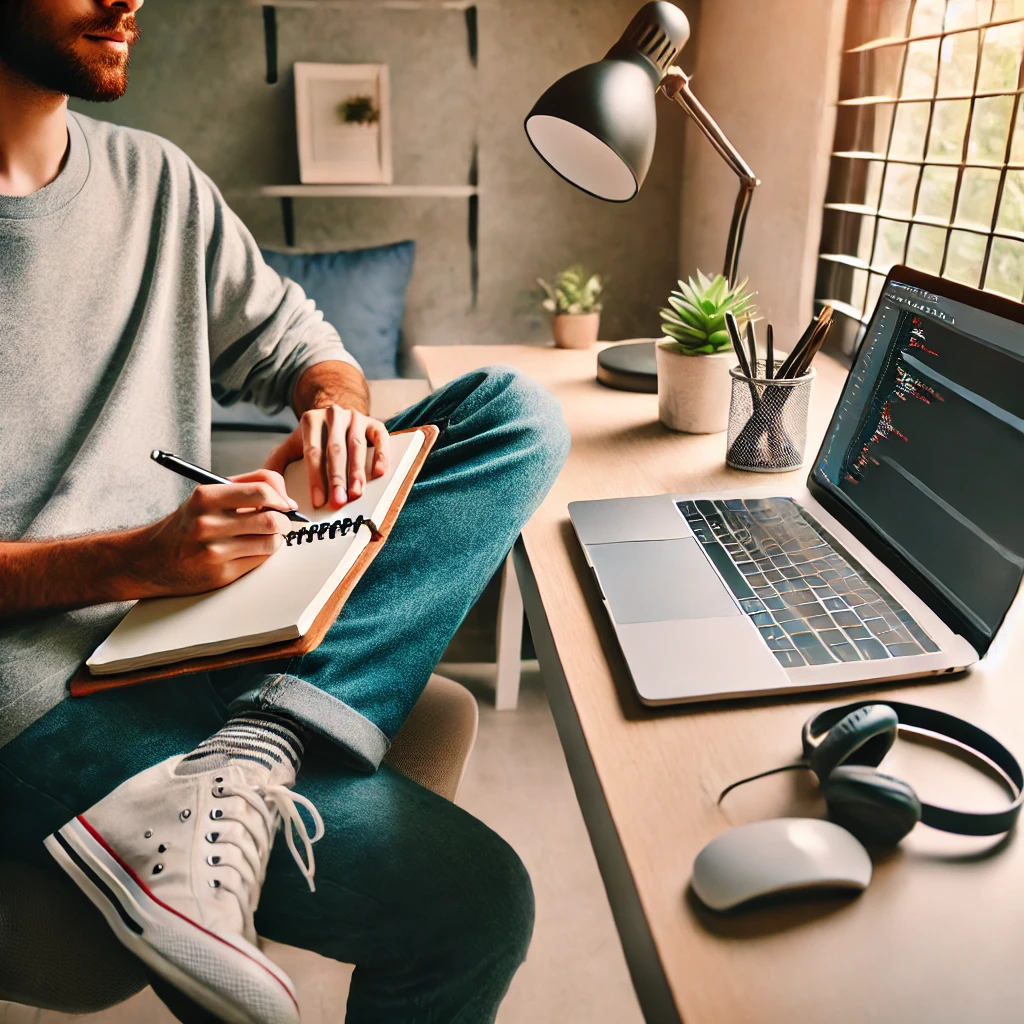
[263,783,325,893]
[210,780,325,936]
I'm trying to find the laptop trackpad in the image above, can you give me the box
[616,618,789,703]
[588,538,740,624]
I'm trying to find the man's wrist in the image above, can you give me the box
[306,387,341,411]
[292,360,371,417]
[96,526,155,601]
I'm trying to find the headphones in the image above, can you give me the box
[798,701,1024,846]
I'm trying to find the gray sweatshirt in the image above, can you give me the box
[0,112,357,746]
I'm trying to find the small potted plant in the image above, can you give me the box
[537,266,604,349]
[657,272,758,433]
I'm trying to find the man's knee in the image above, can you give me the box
[474,364,571,476]
[436,819,535,974]
[477,829,535,966]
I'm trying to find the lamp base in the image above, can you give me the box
[596,341,658,393]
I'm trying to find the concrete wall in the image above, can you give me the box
[678,0,847,350]
[73,0,698,365]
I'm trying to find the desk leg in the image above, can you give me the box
[494,550,523,710]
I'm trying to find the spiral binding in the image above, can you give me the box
[284,515,376,547]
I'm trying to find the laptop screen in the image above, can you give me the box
[812,274,1024,649]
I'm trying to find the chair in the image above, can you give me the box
[0,673,479,1017]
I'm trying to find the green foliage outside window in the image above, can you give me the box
[827,0,1024,324]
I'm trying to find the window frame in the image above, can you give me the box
[817,0,1024,354]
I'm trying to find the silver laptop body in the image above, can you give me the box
[570,267,1024,705]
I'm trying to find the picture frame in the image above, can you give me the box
[294,62,393,185]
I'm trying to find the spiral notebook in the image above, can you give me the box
[74,426,436,693]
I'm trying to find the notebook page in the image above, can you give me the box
[87,430,425,674]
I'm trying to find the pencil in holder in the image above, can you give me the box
[726,361,815,473]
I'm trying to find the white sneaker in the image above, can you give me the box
[44,755,323,1024]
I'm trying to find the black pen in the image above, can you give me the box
[150,449,311,523]
[745,320,758,380]
[725,311,752,379]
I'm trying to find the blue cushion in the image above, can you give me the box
[261,240,415,380]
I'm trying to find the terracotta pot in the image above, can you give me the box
[552,312,600,349]
[655,342,735,434]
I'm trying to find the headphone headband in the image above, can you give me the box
[803,701,1024,836]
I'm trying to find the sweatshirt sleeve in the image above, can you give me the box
[200,173,361,414]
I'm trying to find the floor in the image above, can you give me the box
[449,663,644,1024]
[1,665,643,1024]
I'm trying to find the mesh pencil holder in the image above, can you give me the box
[726,362,815,473]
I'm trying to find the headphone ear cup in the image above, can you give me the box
[808,704,899,780]
[822,765,922,846]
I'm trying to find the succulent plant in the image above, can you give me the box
[537,266,604,315]
[659,272,757,355]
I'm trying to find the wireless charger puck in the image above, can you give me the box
[596,341,658,393]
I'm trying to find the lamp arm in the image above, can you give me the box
[661,67,760,284]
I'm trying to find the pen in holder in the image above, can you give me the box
[726,360,815,472]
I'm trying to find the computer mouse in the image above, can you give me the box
[691,817,872,911]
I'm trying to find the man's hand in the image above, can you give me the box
[0,470,299,620]
[273,360,390,509]
[130,470,296,596]
[264,405,390,510]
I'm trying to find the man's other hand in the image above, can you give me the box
[134,470,296,595]
[264,405,390,510]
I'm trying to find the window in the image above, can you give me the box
[817,0,1024,353]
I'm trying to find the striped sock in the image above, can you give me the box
[175,711,307,782]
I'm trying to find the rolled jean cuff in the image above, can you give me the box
[228,673,390,772]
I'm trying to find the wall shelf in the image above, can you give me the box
[232,185,480,256]
[254,1,480,302]
[249,0,473,10]
[240,184,479,198]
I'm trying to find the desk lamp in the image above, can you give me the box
[525,1,759,392]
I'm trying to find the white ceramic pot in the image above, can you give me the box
[552,312,600,349]
[656,342,735,434]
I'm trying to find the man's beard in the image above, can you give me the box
[0,3,140,102]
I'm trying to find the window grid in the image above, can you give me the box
[848,13,1024,51]
[817,0,1024,349]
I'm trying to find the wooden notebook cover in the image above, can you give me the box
[71,424,439,697]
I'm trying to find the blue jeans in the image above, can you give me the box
[0,367,570,1023]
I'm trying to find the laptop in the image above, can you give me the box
[570,266,1024,705]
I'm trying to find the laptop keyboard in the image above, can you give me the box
[677,497,939,668]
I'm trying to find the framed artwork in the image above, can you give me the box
[294,62,393,185]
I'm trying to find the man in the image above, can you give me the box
[0,1,570,1021]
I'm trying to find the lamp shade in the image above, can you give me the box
[524,2,690,202]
